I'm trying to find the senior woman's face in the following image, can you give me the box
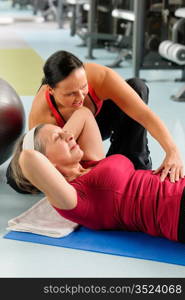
[49,67,88,108]
[38,124,84,168]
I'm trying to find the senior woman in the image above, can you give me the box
[9,107,185,243]
[6,50,184,193]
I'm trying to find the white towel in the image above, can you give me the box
[7,197,78,238]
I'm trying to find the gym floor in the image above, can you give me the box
[1,1,185,278]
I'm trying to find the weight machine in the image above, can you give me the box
[133,0,185,102]
[133,0,185,82]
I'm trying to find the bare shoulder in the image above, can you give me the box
[29,84,56,129]
[84,62,107,84]
[84,62,110,99]
[32,84,47,105]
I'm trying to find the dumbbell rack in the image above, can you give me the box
[133,0,185,82]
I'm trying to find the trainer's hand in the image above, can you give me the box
[153,150,184,182]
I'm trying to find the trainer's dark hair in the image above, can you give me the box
[42,50,83,87]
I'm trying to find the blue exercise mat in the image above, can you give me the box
[4,227,185,266]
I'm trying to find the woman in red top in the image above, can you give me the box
[28,50,154,171]
[10,107,185,243]
[7,50,183,193]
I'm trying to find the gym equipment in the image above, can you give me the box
[4,226,185,266]
[133,0,185,79]
[172,7,185,44]
[66,0,117,59]
[159,40,185,65]
[31,0,58,21]
[41,0,58,21]
[0,79,25,165]
[12,0,32,8]
[171,7,185,101]
[65,0,89,37]
[107,10,134,68]
[172,84,185,101]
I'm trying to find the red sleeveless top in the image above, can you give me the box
[45,84,103,128]
[54,154,185,242]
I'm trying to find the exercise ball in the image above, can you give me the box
[0,78,25,165]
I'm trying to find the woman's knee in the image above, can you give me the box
[126,78,149,104]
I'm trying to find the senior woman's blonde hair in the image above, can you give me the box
[9,124,45,194]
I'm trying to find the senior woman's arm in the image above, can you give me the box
[85,63,184,182]
[62,107,105,161]
[19,150,77,210]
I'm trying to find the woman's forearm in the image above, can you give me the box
[139,108,179,154]
[19,150,77,209]
[138,108,184,181]
[63,107,105,160]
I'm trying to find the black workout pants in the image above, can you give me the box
[95,77,152,170]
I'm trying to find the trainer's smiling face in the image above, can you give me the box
[48,67,88,108]
[38,124,84,170]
